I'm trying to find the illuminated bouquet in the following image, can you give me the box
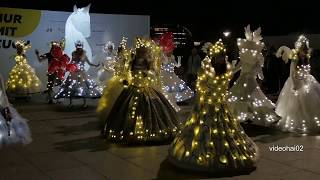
[158,32,176,54]
[48,41,77,79]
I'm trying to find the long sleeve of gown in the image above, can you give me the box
[85,56,97,66]
[233,61,242,74]
[256,62,264,80]
[290,60,299,90]
[170,55,179,67]
[0,74,10,108]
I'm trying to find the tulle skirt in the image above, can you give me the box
[96,67,114,87]
[276,75,320,134]
[102,85,181,144]
[0,106,32,148]
[54,70,102,99]
[161,69,194,102]
[228,72,280,126]
[97,76,124,125]
[6,64,42,96]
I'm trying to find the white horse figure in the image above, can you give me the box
[65,4,92,71]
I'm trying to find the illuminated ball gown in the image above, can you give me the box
[101,47,180,143]
[228,28,280,126]
[97,50,129,124]
[96,50,117,87]
[54,50,102,99]
[160,54,194,105]
[168,57,258,172]
[0,74,32,147]
[276,60,320,134]
[6,54,42,97]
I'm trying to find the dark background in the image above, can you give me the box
[1,0,319,40]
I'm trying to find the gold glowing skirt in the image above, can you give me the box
[97,76,125,126]
[101,84,181,144]
[168,103,258,173]
[6,61,42,96]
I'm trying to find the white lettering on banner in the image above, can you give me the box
[0,14,22,36]
[0,7,149,84]
[0,39,31,49]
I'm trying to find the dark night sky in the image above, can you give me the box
[1,0,319,40]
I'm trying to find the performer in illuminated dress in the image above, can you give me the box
[54,41,102,107]
[6,40,42,98]
[35,39,71,104]
[101,38,180,143]
[168,39,258,173]
[276,35,320,134]
[228,25,280,126]
[0,73,32,147]
[158,33,194,111]
[96,41,118,87]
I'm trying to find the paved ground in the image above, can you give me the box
[1,94,320,180]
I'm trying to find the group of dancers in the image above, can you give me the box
[1,24,320,173]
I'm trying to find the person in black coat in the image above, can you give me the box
[310,49,320,82]
[263,46,282,94]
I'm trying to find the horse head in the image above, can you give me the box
[68,4,91,38]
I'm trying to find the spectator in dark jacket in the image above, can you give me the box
[310,49,320,82]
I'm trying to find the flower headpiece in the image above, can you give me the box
[295,35,309,50]
[133,37,162,73]
[276,35,311,63]
[133,38,161,57]
[291,35,311,60]
[15,40,31,53]
[201,39,226,57]
[74,40,83,48]
[118,37,130,60]
[104,41,115,50]
[119,37,128,49]
[51,38,65,49]
[237,25,264,52]
[159,32,175,53]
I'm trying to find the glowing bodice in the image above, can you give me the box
[197,70,232,105]
[103,55,116,72]
[296,64,310,80]
[162,62,175,73]
[239,51,264,74]
[130,70,158,88]
[71,59,85,71]
[15,55,28,65]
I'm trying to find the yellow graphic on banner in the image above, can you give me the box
[0,7,41,37]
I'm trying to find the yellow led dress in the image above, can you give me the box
[168,40,258,173]
[101,38,180,143]
[6,40,42,97]
[97,38,131,125]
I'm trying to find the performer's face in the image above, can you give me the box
[298,48,308,60]
[16,46,23,55]
[136,47,150,61]
[76,47,83,52]
[117,47,123,54]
